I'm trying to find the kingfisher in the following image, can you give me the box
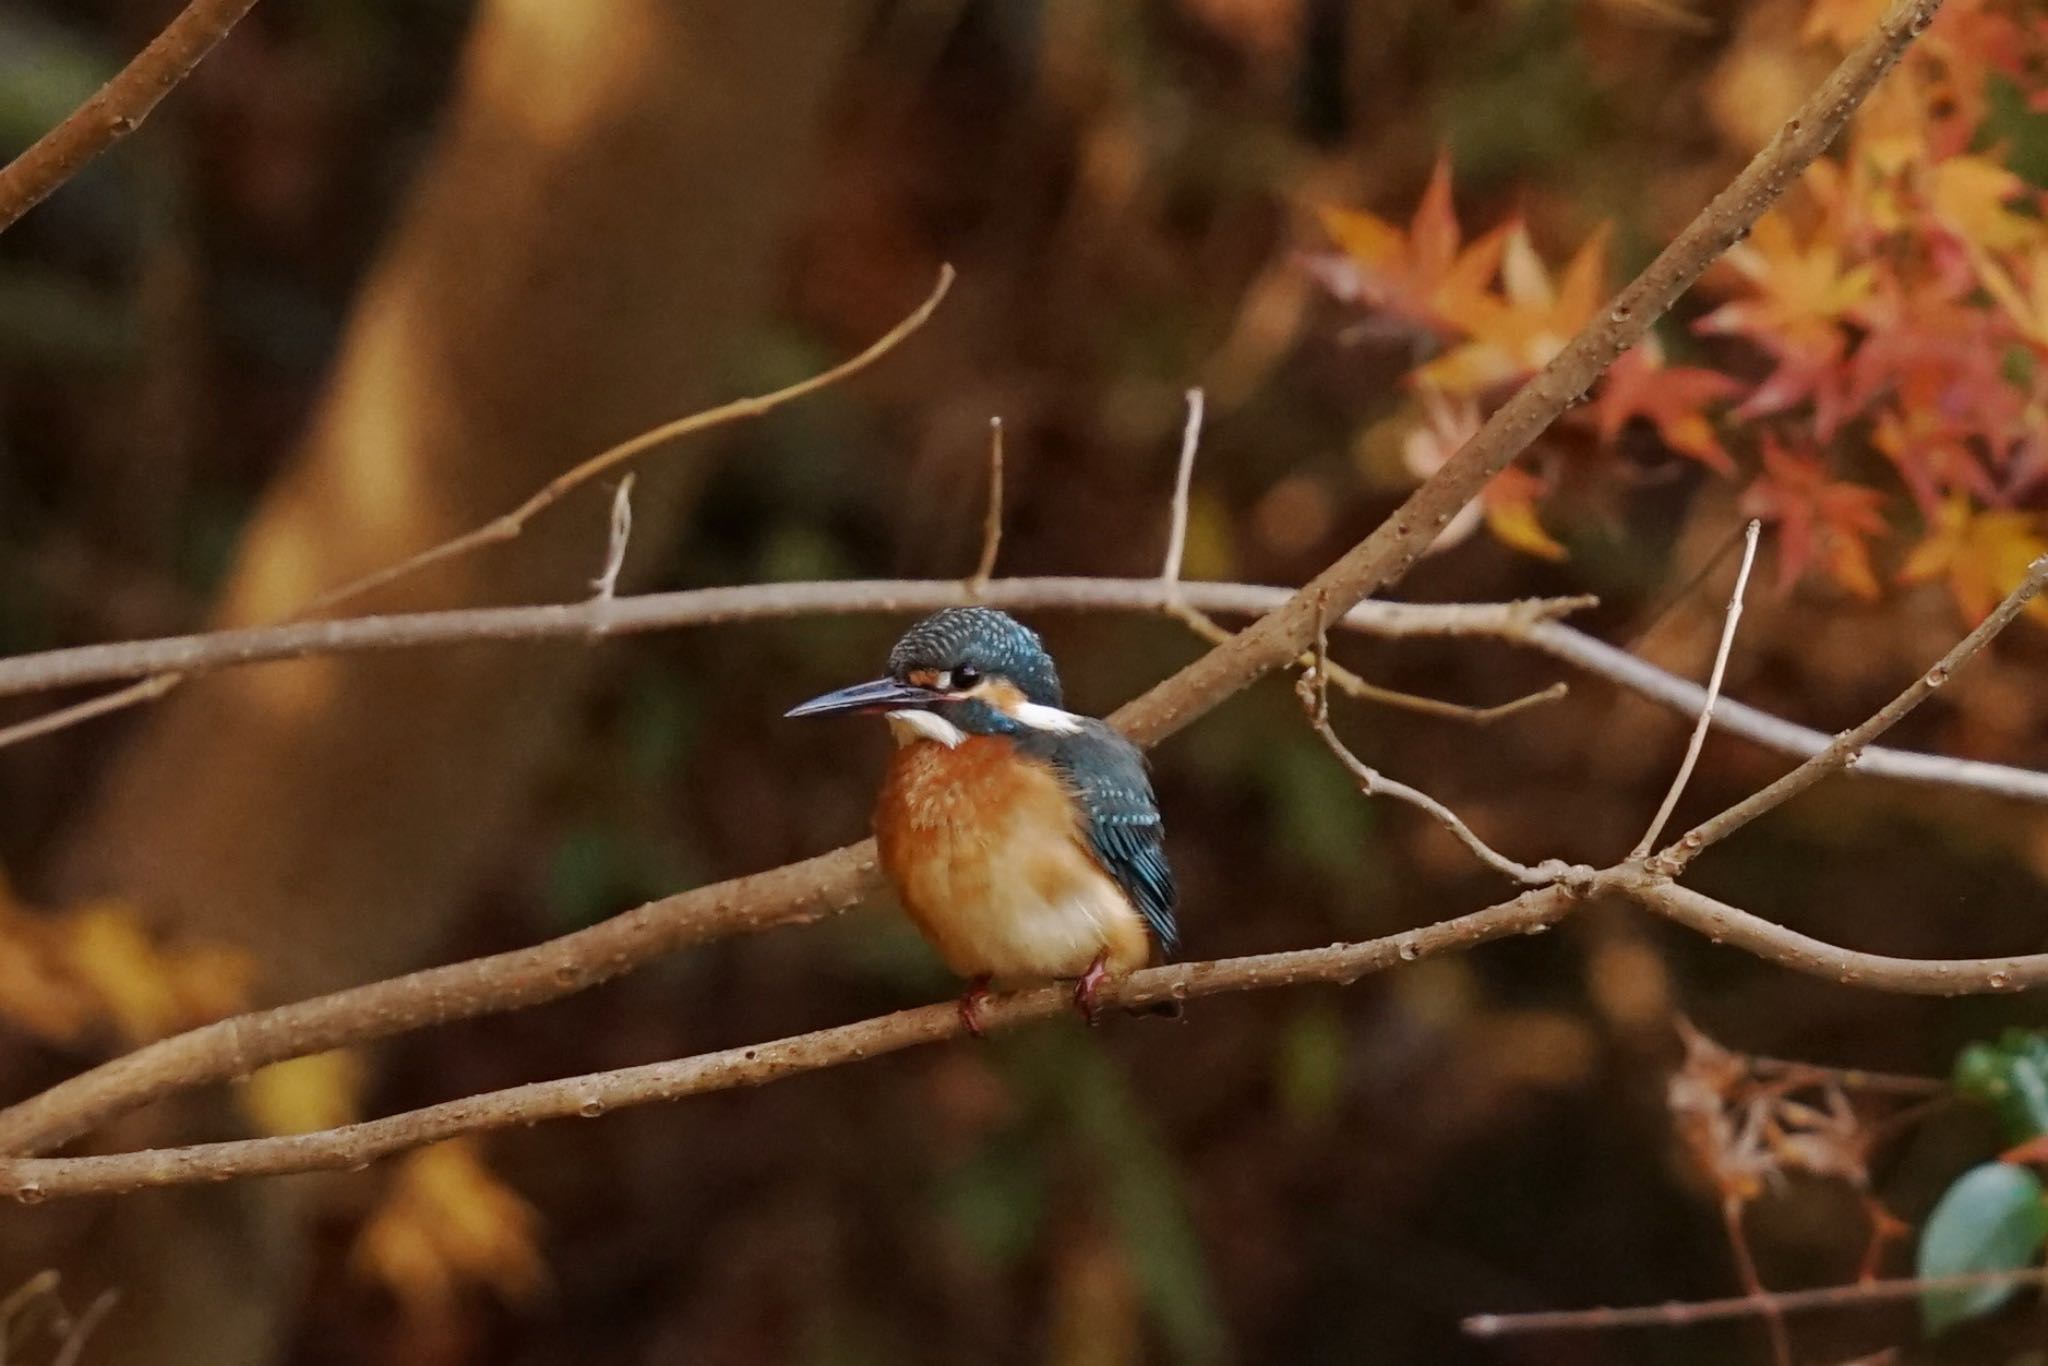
[786,607,1177,1034]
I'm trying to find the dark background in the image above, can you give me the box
[0,2,2044,1363]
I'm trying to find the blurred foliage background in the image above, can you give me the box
[0,0,2045,1363]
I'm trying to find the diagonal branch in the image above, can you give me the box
[1107,0,1946,750]
[0,0,262,234]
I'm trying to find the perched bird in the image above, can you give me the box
[786,607,1176,1034]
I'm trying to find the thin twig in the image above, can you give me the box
[590,475,635,602]
[1656,552,2048,873]
[1626,519,1755,651]
[1524,616,2048,802]
[0,674,177,750]
[0,581,1592,700]
[1298,619,1567,886]
[1633,519,1762,857]
[0,0,261,233]
[1160,388,1205,586]
[301,265,955,617]
[1745,1056,1946,1097]
[1464,1266,2048,1336]
[0,266,957,753]
[967,417,1004,592]
[1170,593,1570,725]
[48,1290,115,1366]
[1155,386,1570,727]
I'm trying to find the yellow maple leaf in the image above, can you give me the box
[353,1140,547,1319]
[1481,467,1569,562]
[1421,223,1611,395]
[1900,497,2048,623]
[1315,155,1513,334]
[1928,155,2044,255]
[60,902,254,1044]
[240,1051,365,1136]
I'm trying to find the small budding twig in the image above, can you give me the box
[1160,388,1205,588]
[1655,552,2048,873]
[1632,518,1762,858]
[1297,615,1571,887]
[590,475,636,602]
[50,1289,116,1366]
[1464,1267,2048,1337]
[1158,388,1568,725]
[302,265,957,618]
[966,417,1005,593]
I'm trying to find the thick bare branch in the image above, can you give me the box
[1615,877,2048,994]
[0,843,884,1156]
[0,0,261,233]
[0,887,1578,1200]
[12,849,2048,1199]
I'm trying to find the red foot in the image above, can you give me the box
[1073,952,1110,1026]
[957,975,992,1038]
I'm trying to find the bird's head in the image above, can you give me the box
[785,607,1079,746]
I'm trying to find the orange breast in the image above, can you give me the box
[873,736,1150,981]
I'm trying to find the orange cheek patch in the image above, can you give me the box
[978,679,1027,711]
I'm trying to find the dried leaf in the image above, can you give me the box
[352,1139,547,1319]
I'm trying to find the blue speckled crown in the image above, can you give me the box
[887,608,1063,707]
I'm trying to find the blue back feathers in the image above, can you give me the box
[1033,720,1179,959]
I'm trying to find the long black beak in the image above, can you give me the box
[784,677,944,719]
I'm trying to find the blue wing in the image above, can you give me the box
[1042,721,1179,959]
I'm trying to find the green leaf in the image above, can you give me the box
[1918,1161,2048,1337]
[1955,1031,2048,1142]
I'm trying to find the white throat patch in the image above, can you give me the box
[887,709,967,748]
[1011,701,1086,734]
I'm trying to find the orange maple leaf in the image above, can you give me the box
[1418,222,1611,395]
[353,1140,548,1319]
[1899,495,2048,622]
[1399,389,1566,561]
[1740,438,1888,599]
[1313,155,1511,336]
[1697,211,1875,434]
[1595,336,1744,474]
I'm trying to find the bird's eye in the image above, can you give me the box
[951,665,980,690]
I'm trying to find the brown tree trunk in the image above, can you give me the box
[24,2,865,1360]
